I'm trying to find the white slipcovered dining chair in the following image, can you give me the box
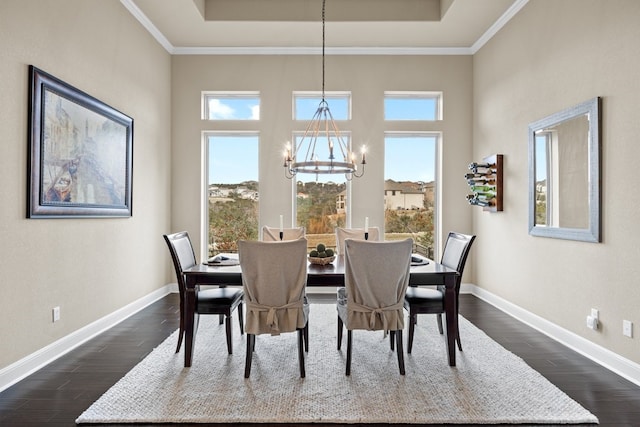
[262,225,305,241]
[335,227,380,255]
[337,238,413,375]
[238,238,309,378]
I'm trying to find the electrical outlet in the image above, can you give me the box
[623,320,633,338]
[52,306,60,322]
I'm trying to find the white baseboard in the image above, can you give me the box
[461,283,640,387]
[0,284,178,393]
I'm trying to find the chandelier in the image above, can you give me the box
[284,0,366,180]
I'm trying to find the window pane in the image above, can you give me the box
[207,134,259,256]
[296,180,346,252]
[384,135,437,258]
[294,93,350,120]
[384,93,440,120]
[203,93,260,120]
[294,133,350,252]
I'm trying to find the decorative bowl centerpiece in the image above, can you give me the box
[308,243,335,265]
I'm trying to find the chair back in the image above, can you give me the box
[238,238,308,335]
[262,226,305,242]
[440,232,476,292]
[163,231,197,295]
[335,227,380,255]
[343,238,412,331]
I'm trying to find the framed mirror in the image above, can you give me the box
[528,97,601,242]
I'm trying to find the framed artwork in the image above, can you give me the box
[28,65,133,218]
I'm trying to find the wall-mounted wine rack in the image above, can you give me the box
[465,154,503,212]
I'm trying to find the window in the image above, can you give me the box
[294,133,350,251]
[293,92,352,251]
[384,92,442,121]
[293,92,350,120]
[384,133,438,258]
[206,133,259,256]
[202,92,260,120]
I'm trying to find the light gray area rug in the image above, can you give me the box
[77,304,598,424]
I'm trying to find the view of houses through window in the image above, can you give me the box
[205,92,440,258]
[384,134,437,258]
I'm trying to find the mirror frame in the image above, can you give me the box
[528,97,601,242]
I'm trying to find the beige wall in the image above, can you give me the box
[473,0,640,363]
[170,54,474,265]
[0,0,172,369]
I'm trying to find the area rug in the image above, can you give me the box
[76,304,598,424]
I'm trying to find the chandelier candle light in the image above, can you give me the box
[284,0,366,181]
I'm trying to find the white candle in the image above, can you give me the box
[364,217,369,233]
[279,215,284,232]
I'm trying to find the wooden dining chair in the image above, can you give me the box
[163,231,244,354]
[261,225,305,241]
[337,238,413,375]
[238,238,309,378]
[404,232,475,353]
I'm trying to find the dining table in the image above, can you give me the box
[182,254,460,368]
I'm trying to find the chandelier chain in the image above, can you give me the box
[282,0,365,180]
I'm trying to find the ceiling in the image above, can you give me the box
[122,0,527,55]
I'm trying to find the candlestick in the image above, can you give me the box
[364,217,369,240]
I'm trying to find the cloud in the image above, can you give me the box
[251,104,260,120]
[209,99,236,119]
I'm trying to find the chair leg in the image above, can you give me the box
[238,302,244,335]
[244,334,254,378]
[346,330,352,376]
[436,313,444,334]
[337,316,343,350]
[395,329,405,375]
[389,330,395,351]
[219,314,224,325]
[225,314,233,354]
[175,329,184,354]
[297,329,306,378]
[408,312,416,354]
[303,322,309,352]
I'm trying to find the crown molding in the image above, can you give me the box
[120,0,174,53]
[471,0,529,54]
[171,46,473,56]
[122,0,528,56]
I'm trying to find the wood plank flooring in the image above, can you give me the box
[1,293,639,426]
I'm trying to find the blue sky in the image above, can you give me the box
[208,96,437,184]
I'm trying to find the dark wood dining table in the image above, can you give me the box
[182,255,460,368]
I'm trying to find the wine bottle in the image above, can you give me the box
[469,185,496,194]
[464,170,494,179]
[473,192,495,201]
[467,178,496,186]
[469,166,496,175]
[466,196,495,207]
[466,192,495,202]
[468,161,495,170]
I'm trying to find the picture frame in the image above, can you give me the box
[28,65,133,218]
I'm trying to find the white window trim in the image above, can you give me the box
[292,91,352,120]
[383,91,443,121]
[201,91,260,121]
[383,130,442,258]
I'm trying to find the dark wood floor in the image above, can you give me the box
[1,293,639,426]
